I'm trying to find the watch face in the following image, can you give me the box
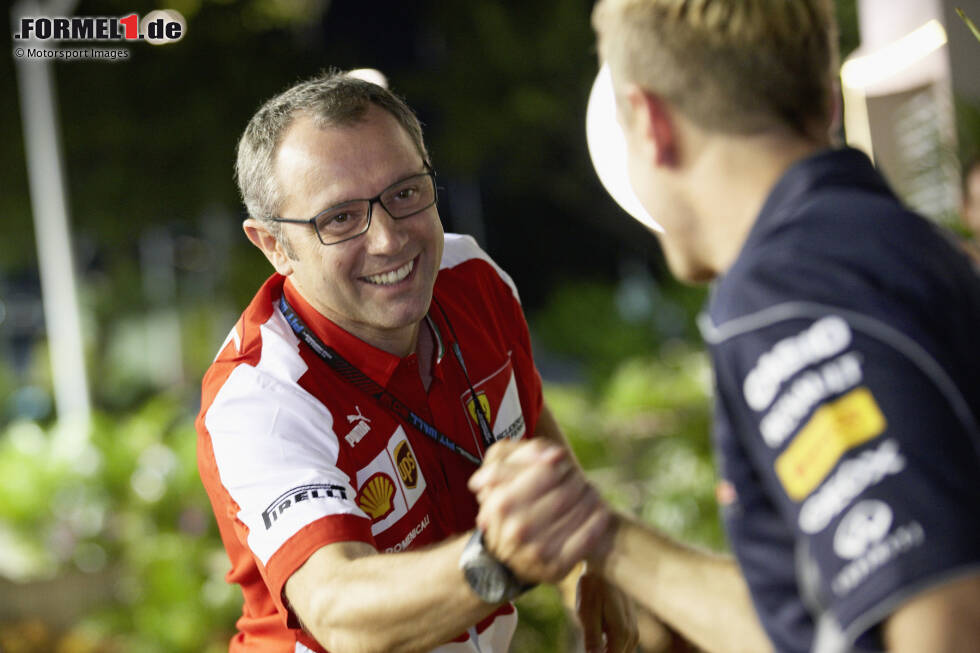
[463,559,511,604]
[459,529,534,603]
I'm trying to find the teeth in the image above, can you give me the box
[365,259,414,286]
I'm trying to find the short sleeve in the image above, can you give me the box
[199,364,374,618]
[710,306,980,647]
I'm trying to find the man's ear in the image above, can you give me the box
[624,84,678,167]
[243,218,294,277]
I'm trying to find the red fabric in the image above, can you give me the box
[197,240,541,652]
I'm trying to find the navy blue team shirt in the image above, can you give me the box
[699,147,980,653]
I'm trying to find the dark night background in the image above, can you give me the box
[3,2,977,652]
[3,0,667,316]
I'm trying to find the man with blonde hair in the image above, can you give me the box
[470,1,980,652]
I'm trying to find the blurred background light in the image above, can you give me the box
[585,64,662,234]
[347,68,389,88]
[841,19,948,89]
[840,0,963,224]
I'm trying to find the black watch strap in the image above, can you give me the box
[458,530,536,604]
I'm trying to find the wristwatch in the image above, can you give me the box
[459,530,535,603]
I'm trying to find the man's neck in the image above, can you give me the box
[686,133,827,277]
[287,280,424,359]
[363,323,422,359]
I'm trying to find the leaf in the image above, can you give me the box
[957,8,980,43]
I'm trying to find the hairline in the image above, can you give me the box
[234,71,430,235]
[270,105,431,221]
[268,104,429,222]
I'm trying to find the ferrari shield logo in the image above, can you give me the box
[466,392,492,426]
[459,356,527,455]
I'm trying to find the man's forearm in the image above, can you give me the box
[884,572,980,653]
[596,516,772,653]
[534,403,763,651]
[287,534,499,653]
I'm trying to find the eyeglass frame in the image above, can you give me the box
[268,164,438,246]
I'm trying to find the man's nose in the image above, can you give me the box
[364,201,407,252]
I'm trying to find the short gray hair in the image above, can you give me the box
[235,70,429,231]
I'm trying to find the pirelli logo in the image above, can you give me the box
[775,387,886,501]
[262,484,347,530]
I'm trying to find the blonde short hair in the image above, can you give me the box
[592,0,838,137]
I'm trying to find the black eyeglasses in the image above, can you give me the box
[270,166,438,246]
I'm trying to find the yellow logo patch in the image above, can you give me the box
[775,387,886,501]
[356,473,395,521]
[394,440,418,489]
[466,392,492,426]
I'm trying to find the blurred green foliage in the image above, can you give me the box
[11,0,964,650]
[0,277,720,652]
[507,279,723,653]
[531,276,707,386]
[0,396,239,652]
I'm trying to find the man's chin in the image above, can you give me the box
[662,247,715,285]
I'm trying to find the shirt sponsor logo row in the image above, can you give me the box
[831,500,924,596]
[776,386,887,501]
[798,439,905,534]
[262,484,348,530]
[744,316,852,412]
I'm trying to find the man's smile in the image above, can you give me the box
[361,255,417,286]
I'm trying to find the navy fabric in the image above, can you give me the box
[702,147,980,652]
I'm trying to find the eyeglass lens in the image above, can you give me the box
[313,173,435,244]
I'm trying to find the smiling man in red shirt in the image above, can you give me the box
[195,71,636,653]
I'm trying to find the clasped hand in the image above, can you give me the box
[468,439,637,653]
[468,439,613,583]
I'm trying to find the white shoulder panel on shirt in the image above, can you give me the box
[440,233,520,303]
[205,310,366,564]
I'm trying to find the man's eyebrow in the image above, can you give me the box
[312,167,428,212]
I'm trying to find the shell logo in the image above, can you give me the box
[394,440,418,489]
[356,473,395,521]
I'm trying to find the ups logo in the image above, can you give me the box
[394,440,418,489]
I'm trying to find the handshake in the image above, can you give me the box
[464,439,774,653]
[465,439,644,653]
[467,439,618,589]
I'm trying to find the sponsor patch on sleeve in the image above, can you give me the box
[775,387,887,501]
[353,427,427,536]
[460,355,526,452]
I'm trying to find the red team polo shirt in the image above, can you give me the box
[196,234,543,653]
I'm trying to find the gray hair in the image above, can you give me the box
[235,70,429,235]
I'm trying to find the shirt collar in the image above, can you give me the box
[704,147,892,330]
[739,146,890,257]
[425,314,447,366]
[281,276,401,387]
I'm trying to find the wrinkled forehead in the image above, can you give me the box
[274,108,424,211]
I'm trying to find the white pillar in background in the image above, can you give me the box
[842,0,959,223]
[13,0,90,425]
